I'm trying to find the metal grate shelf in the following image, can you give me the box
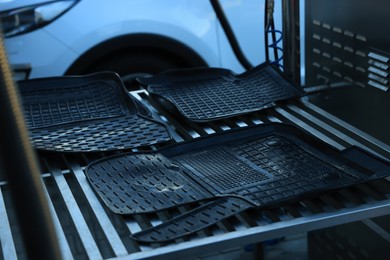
[0,89,389,259]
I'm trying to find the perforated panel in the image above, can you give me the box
[305,0,390,145]
[305,0,390,92]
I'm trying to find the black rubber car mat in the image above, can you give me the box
[133,197,254,242]
[139,62,304,122]
[19,72,171,152]
[85,123,390,242]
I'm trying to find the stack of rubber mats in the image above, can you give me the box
[86,123,390,243]
[19,72,171,152]
[139,62,304,121]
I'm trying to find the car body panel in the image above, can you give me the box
[0,0,49,10]
[2,0,269,79]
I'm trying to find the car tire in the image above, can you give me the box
[85,51,191,90]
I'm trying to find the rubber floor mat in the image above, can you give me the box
[85,123,390,242]
[19,72,171,152]
[139,62,304,122]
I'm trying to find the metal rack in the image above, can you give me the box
[1,89,390,259]
[1,0,390,259]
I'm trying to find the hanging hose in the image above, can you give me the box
[264,0,283,67]
[264,0,271,61]
[267,29,284,67]
[0,31,61,259]
[210,0,253,70]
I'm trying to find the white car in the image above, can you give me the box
[1,0,282,87]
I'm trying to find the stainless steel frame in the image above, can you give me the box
[2,88,390,259]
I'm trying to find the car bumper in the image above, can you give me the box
[4,29,78,79]
[11,64,31,81]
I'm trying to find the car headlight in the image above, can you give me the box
[0,0,78,38]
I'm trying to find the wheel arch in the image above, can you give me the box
[65,33,209,75]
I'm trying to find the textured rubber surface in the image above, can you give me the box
[133,197,253,242]
[87,153,210,214]
[20,72,171,152]
[132,197,253,243]
[85,123,390,242]
[141,63,303,122]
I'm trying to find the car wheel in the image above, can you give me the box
[86,51,190,90]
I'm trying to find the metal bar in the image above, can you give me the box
[282,0,301,84]
[300,99,390,157]
[50,166,103,260]
[130,91,184,143]
[0,31,61,260]
[41,181,74,260]
[274,107,346,150]
[70,164,128,257]
[285,104,389,161]
[362,219,390,243]
[0,187,17,260]
[267,115,283,123]
[138,93,192,142]
[126,220,143,235]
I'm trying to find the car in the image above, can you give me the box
[1,0,282,88]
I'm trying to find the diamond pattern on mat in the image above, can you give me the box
[86,153,209,214]
[30,116,171,152]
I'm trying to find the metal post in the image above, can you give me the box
[0,32,61,259]
[282,0,301,85]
